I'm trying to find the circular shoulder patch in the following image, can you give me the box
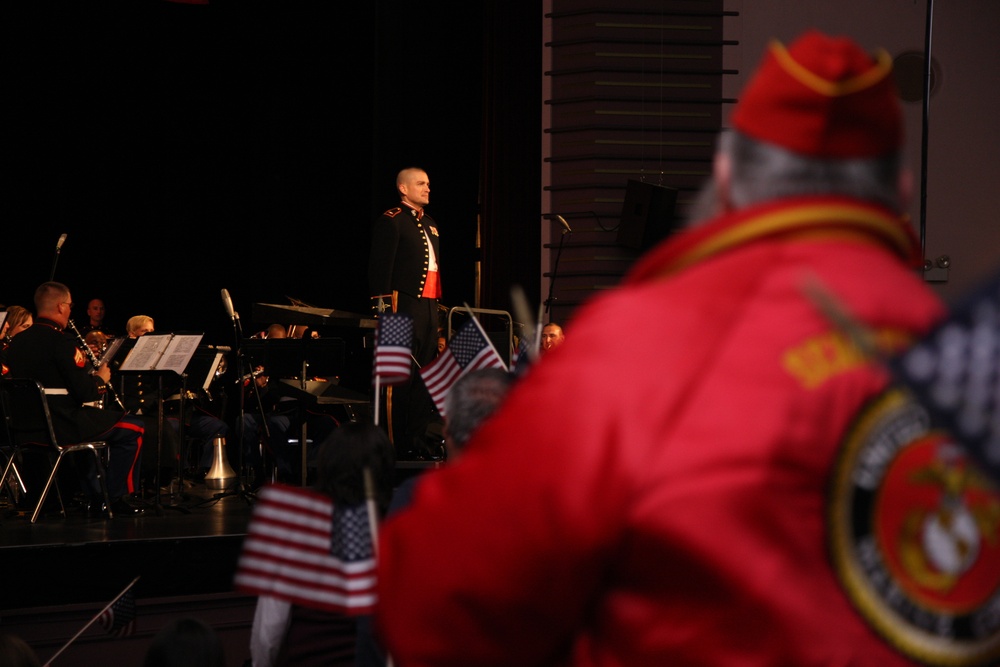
[830,386,1000,666]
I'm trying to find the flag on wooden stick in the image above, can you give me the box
[419,317,507,417]
[372,313,414,386]
[43,576,141,666]
[99,583,138,638]
[234,483,377,614]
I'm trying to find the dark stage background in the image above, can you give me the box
[4,1,538,371]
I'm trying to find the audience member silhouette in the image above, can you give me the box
[0,633,41,667]
[356,368,513,667]
[249,421,395,667]
[143,616,226,667]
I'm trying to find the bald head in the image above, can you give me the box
[397,168,430,209]
[540,322,565,353]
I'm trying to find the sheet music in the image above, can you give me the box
[119,335,169,370]
[162,335,201,372]
[98,337,126,367]
[202,352,224,391]
[119,334,204,374]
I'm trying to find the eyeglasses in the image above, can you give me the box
[61,302,74,309]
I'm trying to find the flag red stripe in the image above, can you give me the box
[234,484,377,614]
[420,352,462,414]
[374,345,411,381]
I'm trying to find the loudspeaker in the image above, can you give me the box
[616,179,679,250]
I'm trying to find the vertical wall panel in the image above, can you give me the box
[542,1,734,323]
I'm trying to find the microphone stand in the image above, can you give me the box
[152,372,193,514]
[49,236,66,281]
[544,225,572,315]
[203,302,263,506]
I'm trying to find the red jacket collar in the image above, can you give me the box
[627,196,921,285]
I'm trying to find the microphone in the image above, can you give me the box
[50,234,68,281]
[555,215,573,235]
[221,289,238,321]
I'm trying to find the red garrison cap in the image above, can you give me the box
[731,29,903,158]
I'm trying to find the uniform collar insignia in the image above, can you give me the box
[402,202,424,221]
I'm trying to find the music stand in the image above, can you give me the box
[242,337,344,377]
[116,332,204,515]
[206,340,266,507]
[242,337,358,484]
[164,346,228,485]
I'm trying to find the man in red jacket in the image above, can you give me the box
[375,31,1000,667]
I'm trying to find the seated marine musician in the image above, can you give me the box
[77,297,118,339]
[1,306,33,376]
[84,330,107,358]
[4,282,145,516]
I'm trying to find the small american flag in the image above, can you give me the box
[331,503,375,561]
[510,334,533,377]
[234,484,377,614]
[420,318,506,417]
[99,584,137,638]
[372,314,414,386]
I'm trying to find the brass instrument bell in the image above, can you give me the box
[204,436,237,490]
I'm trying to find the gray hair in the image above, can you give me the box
[719,130,904,212]
[443,368,513,451]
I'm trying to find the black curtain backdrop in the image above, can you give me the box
[4,0,540,367]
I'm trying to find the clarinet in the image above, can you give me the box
[67,319,126,411]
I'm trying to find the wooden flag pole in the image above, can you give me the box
[362,467,394,667]
[43,575,141,667]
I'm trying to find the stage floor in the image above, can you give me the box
[0,462,439,609]
[0,477,257,609]
[0,477,255,548]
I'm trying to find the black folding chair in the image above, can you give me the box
[0,378,113,522]
[0,402,28,508]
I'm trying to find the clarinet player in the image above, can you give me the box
[67,317,125,410]
[5,282,146,516]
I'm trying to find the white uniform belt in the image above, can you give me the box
[43,388,69,395]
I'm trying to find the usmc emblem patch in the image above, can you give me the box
[830,386,1000,666]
